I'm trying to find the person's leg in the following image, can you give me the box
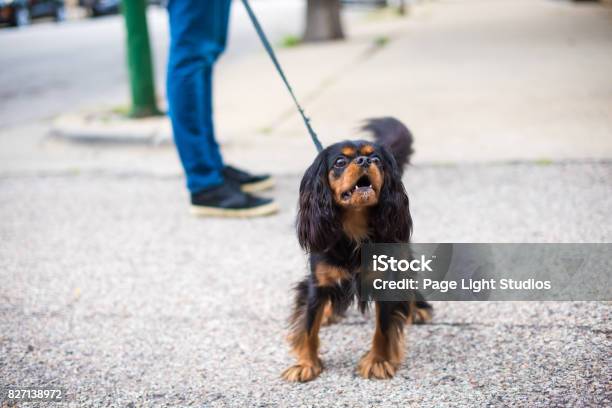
[199,0,231,169]
[167,0,231,193]
[167,0,277,217]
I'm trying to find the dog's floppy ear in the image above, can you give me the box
[297,150,341,252]
[372,146,412,243]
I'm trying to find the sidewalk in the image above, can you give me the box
[1,162,610,406]
[50,0,612,175]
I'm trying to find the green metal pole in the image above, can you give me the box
[121,0,161,117]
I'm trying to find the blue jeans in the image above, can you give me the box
[167,0,232,193]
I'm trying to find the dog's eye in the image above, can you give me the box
[334,157,348,168]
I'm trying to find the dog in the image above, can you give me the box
[282,117,433,382]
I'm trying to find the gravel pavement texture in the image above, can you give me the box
[1,161,611,407]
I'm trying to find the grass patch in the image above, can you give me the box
[280,35,301,48]
[259,126,273,135]
[535,158,554,166]
[374,35,390,48]
[366,6,407,21]
[110,105,130,116]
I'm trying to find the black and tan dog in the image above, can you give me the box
[282,117,433,382]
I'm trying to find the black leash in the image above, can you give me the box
[240,0,324,153]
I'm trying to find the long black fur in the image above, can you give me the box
[370,143,412,243]
[296,152,342,253]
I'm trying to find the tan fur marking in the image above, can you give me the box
[282,304,325,382]
[341,146,356,156]
[414,305,433,324]
[368,163,384,194]
[328,163,362,199]
[315,263,350,287]
[321,300,341,326]
[328,159,384,208]
[342,209,370,242]
[360,145,375,155]
[358,303,406,379]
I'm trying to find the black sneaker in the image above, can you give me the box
[190,182,278,217]
[223,165,274,193]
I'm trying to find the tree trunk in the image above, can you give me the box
[398,0,406,15]
[303,0,345,43]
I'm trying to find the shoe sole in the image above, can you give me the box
[190,201,279,218]
[240,177,275,193]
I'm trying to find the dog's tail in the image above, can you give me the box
[362,117,414,173]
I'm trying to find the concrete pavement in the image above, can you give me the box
[1,162,611,406]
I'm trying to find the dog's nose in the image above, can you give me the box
[355,156,369,168]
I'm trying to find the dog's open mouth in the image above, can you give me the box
[341,175,373,200]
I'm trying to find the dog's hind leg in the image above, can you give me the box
[321,285,352,326]
[282,278,327,382]
[413,300,433,324]
[321,300,343,326]
[358,301,410,379]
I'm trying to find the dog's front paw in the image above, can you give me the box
[358,352,397,379]
[282,360,322,382]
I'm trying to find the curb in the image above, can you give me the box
[50,111,173,145]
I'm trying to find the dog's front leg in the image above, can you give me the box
[358,301,410,379]
[282,279,326,382]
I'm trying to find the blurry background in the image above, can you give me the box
[1,0,610,174]
[1,0,611,406]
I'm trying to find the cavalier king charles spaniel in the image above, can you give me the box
[282,117,433,382]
